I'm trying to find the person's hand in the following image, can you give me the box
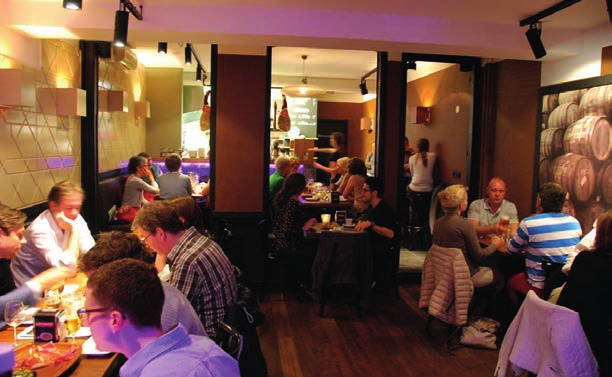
[303,218,317,231]
[30,267,76,290]
[355,221,371,232]
[491,236,506,251]
[55,212,75,231]
[494,223,507,235]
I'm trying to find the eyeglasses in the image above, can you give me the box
[77,307,109,326]
[139,232,153,242]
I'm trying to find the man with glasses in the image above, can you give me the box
[0,203,74,316]
[77,231,206,336]
[82,259,239,376]
[468,177,518,237]
[132,201,236,338]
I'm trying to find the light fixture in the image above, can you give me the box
[157,42,167,55]
[525,23,547,59]
[37,88,87,116]
[184,43,192,65]
[196,64,202,82]
[359,81,368,96]
[407,61,417,70]
[281,55,327,98]
[113,10,129,47]
[62,0,82,10]
[360,117,373,132]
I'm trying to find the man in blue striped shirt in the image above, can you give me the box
[505,182,581,306]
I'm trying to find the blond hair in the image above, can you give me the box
[438,185,467,213]
[336,157,350,171]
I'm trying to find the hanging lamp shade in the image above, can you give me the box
[281,55,327,99]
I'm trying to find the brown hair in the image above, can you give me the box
[416,138,430,168]
[87,259,164,329]
[164,153,182,172]
[275,173,306,207]
[537,182,566,213]
[78,231,155,274]
[0,203,26,232]
[166,195,205,232]
[132,201,184,234]
[47,180,85,203]
[594,210,612,250]
[348,157,367,176]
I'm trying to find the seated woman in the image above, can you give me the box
[342,158,368,218]
[330,157,350,193]
[116,155,159,222]
[557,210,612,376]
[432,185,504,290]
[272,174,317,289]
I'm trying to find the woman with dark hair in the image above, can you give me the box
[342,157,368,217]
[116,155,159,222]
[309,132,346,184]
[407,138,437,226]
[272,173,317,254]
[557,210,612,376]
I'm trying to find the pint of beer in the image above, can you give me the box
[499,215,510,228]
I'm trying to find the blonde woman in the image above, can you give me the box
[331,157,350,193]
[432,185,504,288]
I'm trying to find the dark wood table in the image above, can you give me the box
[298,196,353,209]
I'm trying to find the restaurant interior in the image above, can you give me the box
[1,0,612,375]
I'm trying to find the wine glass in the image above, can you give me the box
[4,300,25,346]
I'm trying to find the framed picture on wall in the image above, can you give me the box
[535,74,612,234]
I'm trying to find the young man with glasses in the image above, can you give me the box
[82,259,239,376]
[468,177,519,237]
[132,201,236,338]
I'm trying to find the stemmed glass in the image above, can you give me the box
[4,300,25,346]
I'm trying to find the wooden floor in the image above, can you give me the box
[256,282,500,377]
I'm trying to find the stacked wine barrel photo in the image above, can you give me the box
[539,86,612,233]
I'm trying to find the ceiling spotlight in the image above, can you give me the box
[62,0,82,10]
[525,22,547,59]
[407,61,417,70]
[196,64,203,82]
[157,42,167,55]
[184,43,192,65]
[113,10,129,47]
[359,81,368,96]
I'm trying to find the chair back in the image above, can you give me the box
[215,320,242,360]
[419,245,473,326]
[541,256,565,299]
[495,291,598,377]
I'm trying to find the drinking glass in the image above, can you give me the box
[4,300,25,346]
[62,297,83,343]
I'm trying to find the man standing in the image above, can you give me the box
[11,181,95,286]
[132,201,237,337]
[83,259,239,376]
[468,177,519,237]
[0,203,73,316]
[505,182,582,305]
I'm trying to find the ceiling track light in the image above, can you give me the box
[525,22,547,59]
[185,43,192,65]
[359,81,368,96]
[407,61,417,70]
[62,0,82,10]
[113,9,129,47]
[157,42,167,55]
[196,64,203,82]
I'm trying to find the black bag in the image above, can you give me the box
[234,283,265,327]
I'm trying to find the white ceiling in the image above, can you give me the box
[4,0,610,102]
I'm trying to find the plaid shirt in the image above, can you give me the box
[167,227,237,337]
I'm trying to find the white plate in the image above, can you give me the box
[82,336,110,355]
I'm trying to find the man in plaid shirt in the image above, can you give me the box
[132,201,237,338]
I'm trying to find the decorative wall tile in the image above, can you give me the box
[3,159,28,174]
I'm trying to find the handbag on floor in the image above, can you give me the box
[458,317,501,350]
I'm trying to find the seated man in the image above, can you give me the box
[77,231,206,336]
[505,182,581,306]
[468,177,518,238]
[83,259,239,376]
[11,181,95,286]
[0,203,74,316]
[157,153,193,200]
[132,201,237,338]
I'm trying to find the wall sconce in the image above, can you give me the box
[157,42,167,55]
[37,88,87,116]
[134,100,150,119]
[99,89,128,112]
[0,69,35,108]
[62,0,82,10]
[360,117,374,133]
[409,106,430,125]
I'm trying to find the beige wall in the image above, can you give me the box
[406,64,473,186]
[144,68,183,159]
[0,40,83,209]
[98,59,147,172]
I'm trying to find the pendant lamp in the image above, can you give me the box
[281,55,327,98]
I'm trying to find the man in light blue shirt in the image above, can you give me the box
[468,177,518,237]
